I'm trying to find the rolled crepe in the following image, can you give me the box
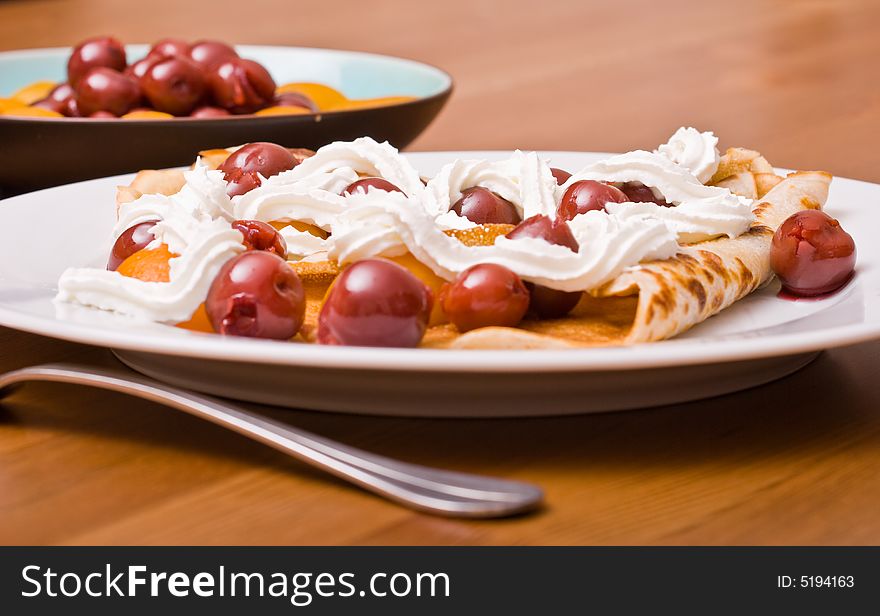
[447,169,831,349]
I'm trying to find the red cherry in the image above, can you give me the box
[61,96,81,117]
[770,210,856,296]
[32,98,64,113]
[219,142,297,177]
[29,98,54,111]
[89,110,116,119]
[74,67,141,116]
[620,181,670,206]
[274,91,318,112]
[557,180,627,220]
[232,220,287,256]
[550,168,572,185]
[208,58,276,114]
[451,187,521,225]
[148,38,190,60]
[188,40,239,69]
[108,220,158,270]
[506,214,578,251]
[218,142,298,197]
[222,169,260,197]
[206,251,305,339]
[140,56,206,116]
[342,177,404,196]
[317,259,433,347]
[33,83,75,113]
[67,36,127,85]
[125,55,164,80]
[47,83,74,103]
[190,106,231,118]
[441,263,530,332]
[506,215,581,318]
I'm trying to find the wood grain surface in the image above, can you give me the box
[1,0,879,545]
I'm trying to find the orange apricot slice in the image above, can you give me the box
[121,110,174,120]
[177,303,215,333]
[1,106,63,118]
[0,98,28,113]
[254,105,311,116]
[326,96,416,112]
[11,80,56,105]
[117,244,177,282]
[276,82,346,111]
[389,252,448,326]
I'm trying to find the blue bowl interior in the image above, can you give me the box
[0,44,451,101]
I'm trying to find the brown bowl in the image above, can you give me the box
[0,45,453,195]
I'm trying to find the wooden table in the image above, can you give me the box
[1,0,879,545]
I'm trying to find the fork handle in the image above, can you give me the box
[0,363,542,518]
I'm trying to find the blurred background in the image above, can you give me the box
[1,0,877,181]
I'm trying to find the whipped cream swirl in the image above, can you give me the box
[428,151,559,229]
[285,137,426,197]
[564,150,753,243]
[329,191,679,292]
[655,127,720,183]
[115,162,230,243]
[232,167,357,232]
[278,226,330,261]
[56,218,244,322]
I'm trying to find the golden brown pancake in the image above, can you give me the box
[117,147,832,349]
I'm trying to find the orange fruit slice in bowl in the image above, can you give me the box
[275,82,347,111]
[121,110,175,120]
[254,105,311,117]
[326,96,416,112]
[1,106,63,118]
[0,98,28,113]
[11,80,56,105]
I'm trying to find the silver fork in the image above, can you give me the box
[0,362,543,518]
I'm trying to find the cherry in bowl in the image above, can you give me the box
[209,58,276,114]
[188,40,239,69]
[190,106,231,118]
[67,36,127,86]
[148,38,190,60]
[140,56,206,116]
[74,67,141,117]
[274,91,317,112]
[33,83,75,114]
[125,55,163,80]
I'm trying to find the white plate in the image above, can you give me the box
[1,152,877,416]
